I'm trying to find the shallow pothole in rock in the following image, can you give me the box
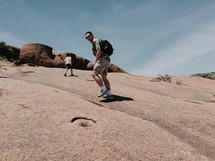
[71,116,96,127]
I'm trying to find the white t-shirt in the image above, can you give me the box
[65,56,72,65]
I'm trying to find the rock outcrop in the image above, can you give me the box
[1,43,126,73]
[19,43,62,67]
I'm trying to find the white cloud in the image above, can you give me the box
[133,20,215,76]
[130,1,215,76]
[167,51,215,75]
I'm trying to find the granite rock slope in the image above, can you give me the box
[1,61,215,161]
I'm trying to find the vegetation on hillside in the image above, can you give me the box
[0,41,9,60]
[0,41,20,61]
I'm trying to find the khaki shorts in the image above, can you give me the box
[93,57,110,75]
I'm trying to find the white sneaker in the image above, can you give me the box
[98,89,108,97]
[103,92,114,99]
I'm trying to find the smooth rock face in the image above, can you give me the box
[1,61,215,161]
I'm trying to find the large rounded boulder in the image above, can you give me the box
[19,43,64,67]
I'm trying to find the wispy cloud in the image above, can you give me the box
[128,1,215,75]
[1,0,215,75]
[133,24,215,75]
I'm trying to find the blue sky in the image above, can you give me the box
[1,0,215,76]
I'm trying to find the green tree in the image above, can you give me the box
[0,41,6,46]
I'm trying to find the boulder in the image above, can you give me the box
[11,43,127,73]
[60,52,90,70]
[19,43,63,67]
[109,64,128,73]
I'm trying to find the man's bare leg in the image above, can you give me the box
[92,73,103,87]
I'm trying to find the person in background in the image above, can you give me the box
[64,53,74,77]
[85,31,113,99]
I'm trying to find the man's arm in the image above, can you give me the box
[93,38,102,64]
[95,50,102,62]
[93,39,102,64]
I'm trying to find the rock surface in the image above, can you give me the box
[0,61,215,161]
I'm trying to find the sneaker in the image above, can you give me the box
[98,89,108,97]
[103,92,114,99]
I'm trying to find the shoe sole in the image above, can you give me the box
[103,95,114,99]
[98,90,108,97]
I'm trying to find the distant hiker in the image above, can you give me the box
[85,31,113,99]
[64,53,74,77]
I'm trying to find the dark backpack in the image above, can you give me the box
[100,40,114,56]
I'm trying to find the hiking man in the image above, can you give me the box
[64,53,74,77]
[85,31,113,99]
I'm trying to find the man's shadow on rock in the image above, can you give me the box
[100,94,134,103]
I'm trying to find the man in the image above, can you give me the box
[85,31,113,99]
[64,53,74,77]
